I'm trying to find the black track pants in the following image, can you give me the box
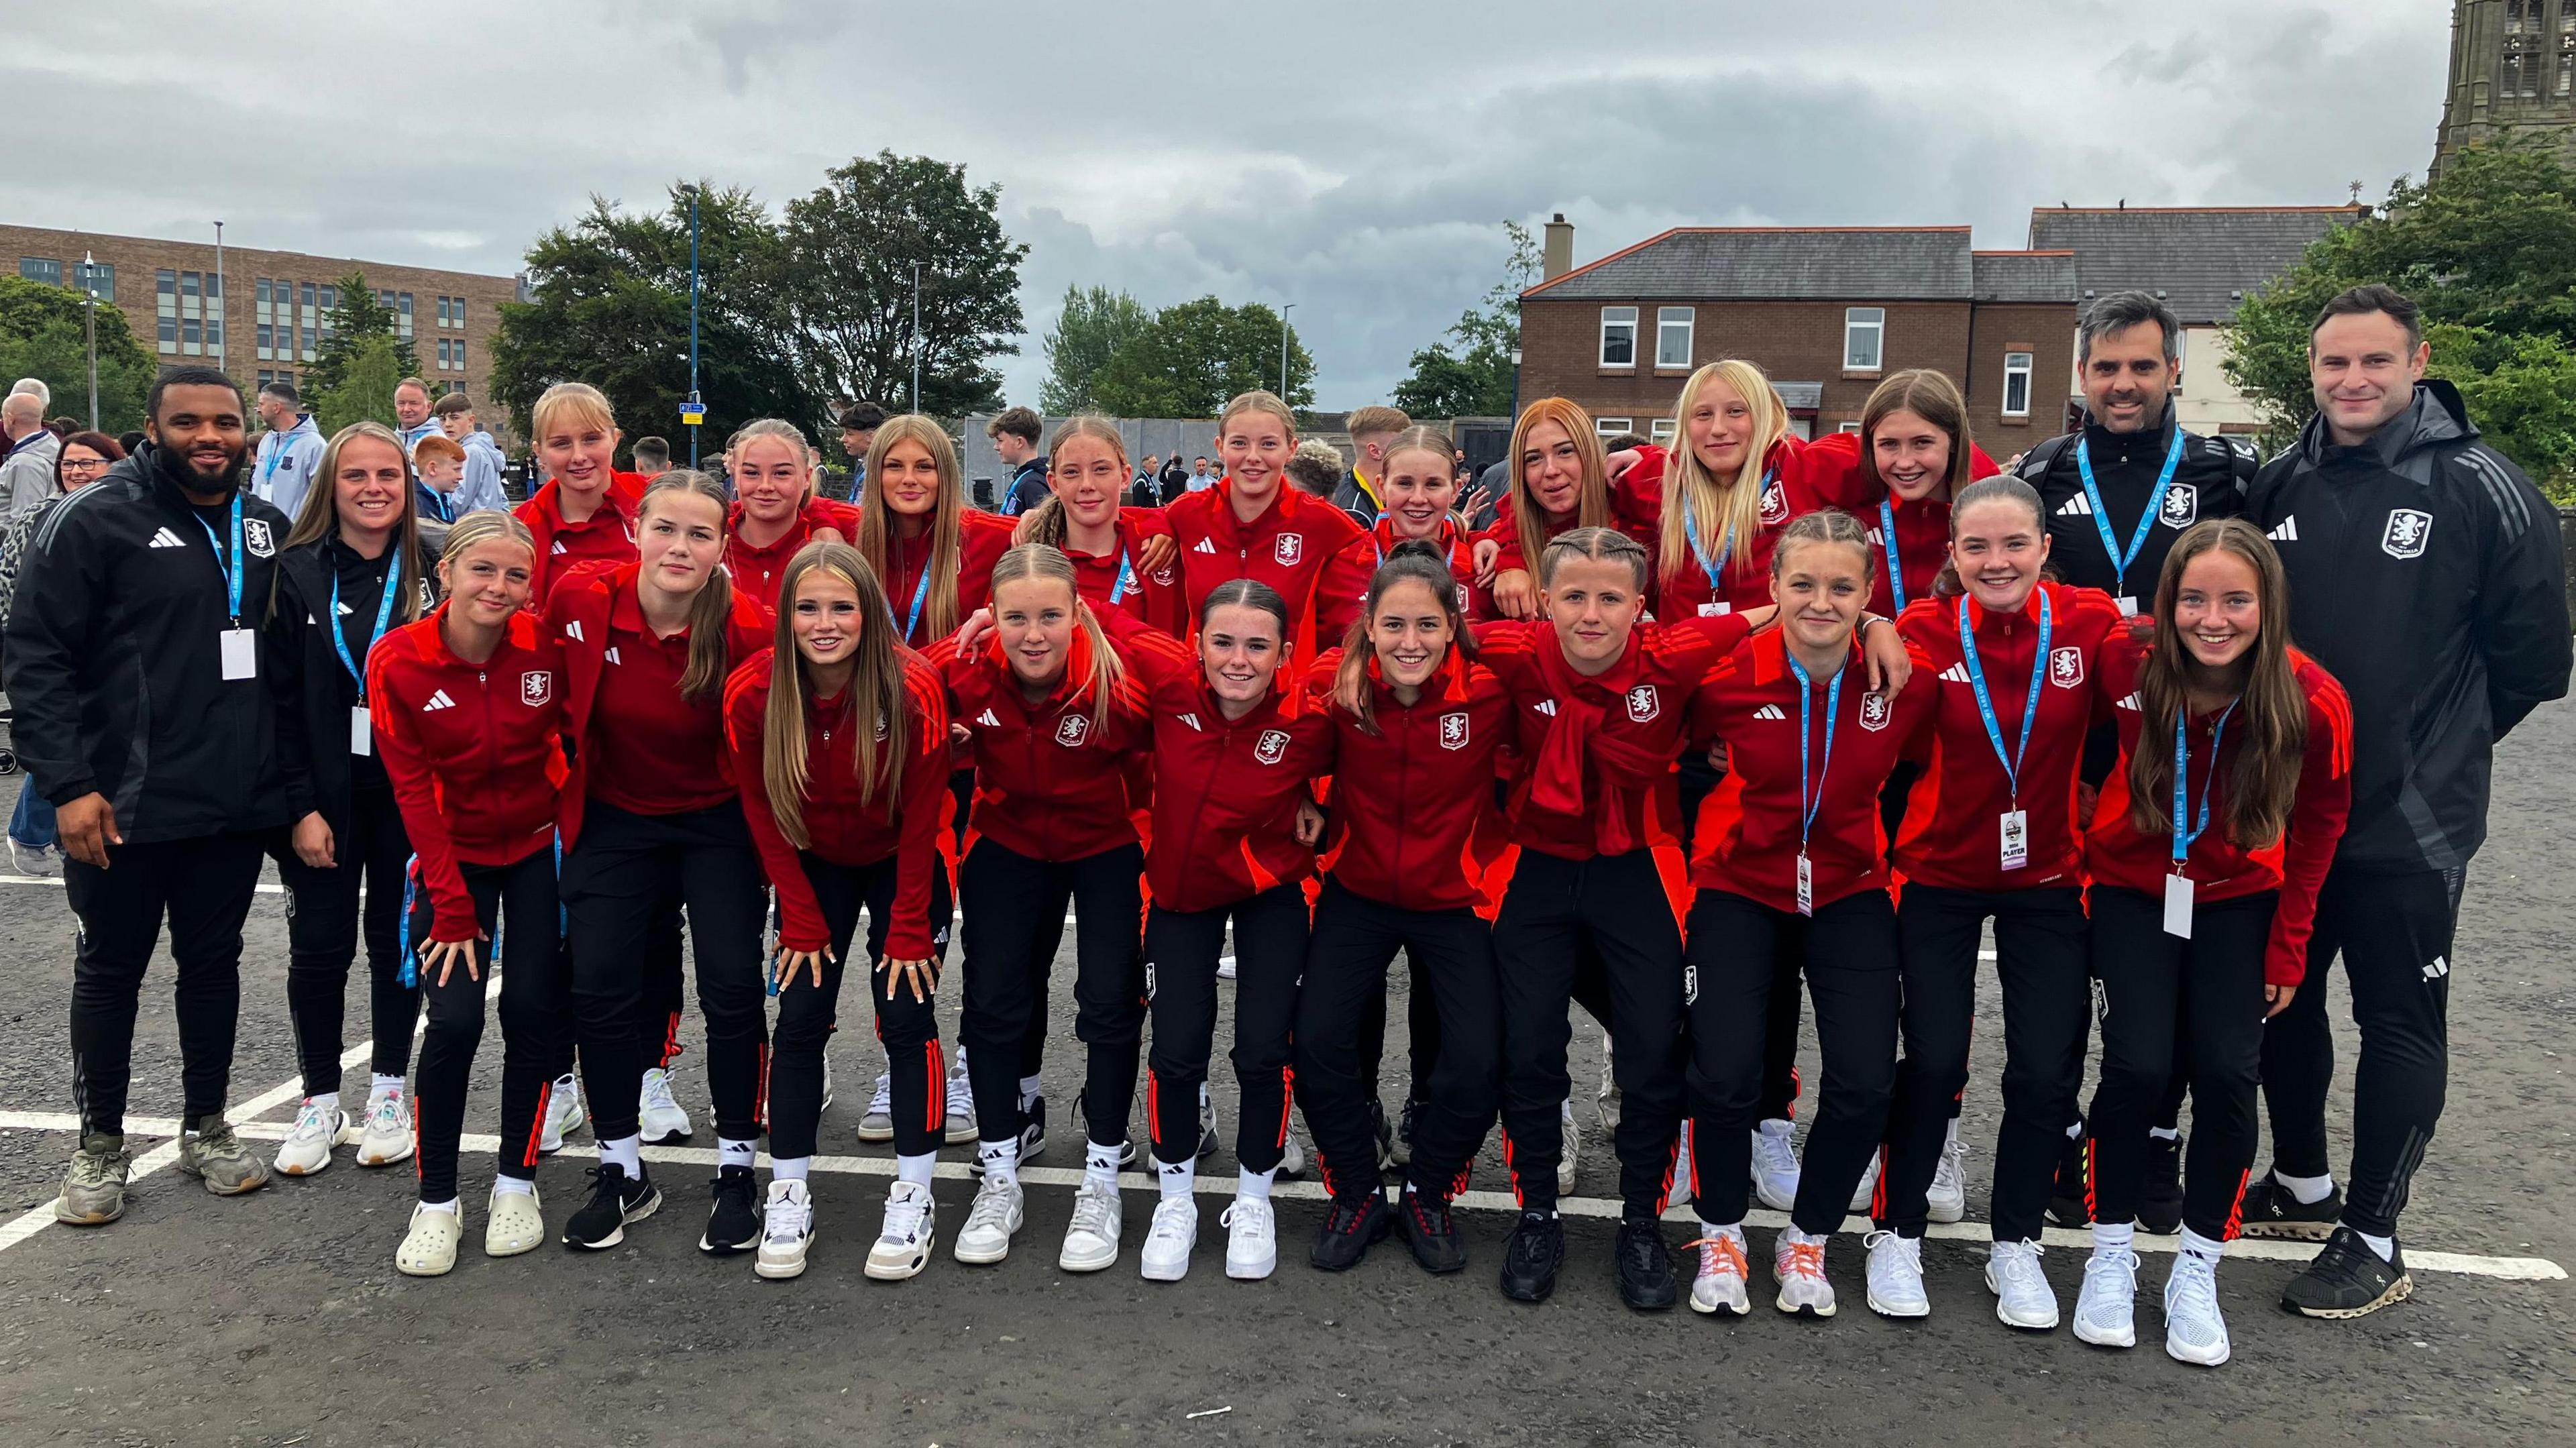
[280,787,419,1093]
[769,850,955,1160]
[408,846,564,1204]
[1144,883,1307,1173]
[959,838,1144,1150]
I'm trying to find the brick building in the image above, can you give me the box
[1517,219,2076,453]
[0,221,520,426]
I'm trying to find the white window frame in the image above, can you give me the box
[1650,417,1676,444]
[1594,417,1634,439]
[2002,351,2034,417]
[1836,421,1862,435]
[1655,306,1694,370]
[1598,307,1638,368]
[1843,307,1884,371]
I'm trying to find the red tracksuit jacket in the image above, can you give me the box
[727,496,862,617]
[872,510,1020,650]
[1688,628,1937,913]
[1311,516,1495,647]
[1892,582,2132,893]
[1160,480,1370,648]
[724,649,951,958]
[366,607,570,942]
[517,471,649,606]
[1301,647,1515,915]
[2085,647,2354,984]
[1063,508,1190,639]
[1619,439,1874,620]
[922,626,1155,863]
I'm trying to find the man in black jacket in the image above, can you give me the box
[5,368,322,1226]
[2237,286,2571,1317]
[987,407,1049,516]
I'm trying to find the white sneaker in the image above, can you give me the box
[1059,1179,1124,1272]
[1222,1196,1277,1280]
[757,1180,815,1280]
[1689,1229,1752,1317]
[953,1174,1024,1265]
[864,1180,936,1280]
[273,1100,356,1176]
[1671,1118,1694,1201]
[1849,1150,1883,1216]
[944,1062,979,1145]
[819,1057,836,1113]
[2163,1253,2231,1366]
[1595,1030,1619,1130]
[2074,1247,2141,1348]
[1986,1239,2061,1330]
[1278,1132,1308,1180]
[396,1203,463,1277]
[1140,1194,1199,1281]
[639,1066,693,1145]
[355,1090,413,1167]
[1773,1232,1837,1317]
[1864,1230,1930,1319]
[1196,1084,1220,1158]
[485,1186,545,1257]
[859,1072,895,1142]
[539,1072,584,1154]
[1558,1097,1580,1196]
[1750,1119,1800,1213]
[1217,956,1237,981]
[9,838,59,877]
[1927,1121,1968,1225]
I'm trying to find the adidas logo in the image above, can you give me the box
[423,689,457,712]
[148,527,186,549]
[335,602,354,616]
[976,709,1001,727]
[2055,495,2092,517]
[1752,704,1787,721]
[1533,700,1558,717]
[2423,956,2450,981]
[1191,538,1218,554]
[2115,691,2141,711]
[2267,516,2299,543]
[564,620,585,642]
[604,646,622,665]
[1939,663,1971,684]
[551,540,569,554]
[1177,712,1202,731]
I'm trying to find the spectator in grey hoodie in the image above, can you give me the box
[251,381,326,523]
[1,392,61,519]
[430,392,513,512]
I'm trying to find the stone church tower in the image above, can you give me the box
[2435,0,2576,176]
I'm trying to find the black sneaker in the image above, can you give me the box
[698,1166,760,1254]
[2238,1175,2343,1242]
[1499,1211,1564,1303]
[2137,1134,2185,1235]
[1369,1100,1394,1170]
[1309,1189,1391,1272]
[1613,1219,1678,1312]
[1022,1095,1049,1163]
[1395,1188,1466,1275]
[1075,1099,1138,1168]
[2045,1130,2092,1228]
[2281,1226,2414,1319]
[1391,1097,1419,1168]
[563,1162,661,1250]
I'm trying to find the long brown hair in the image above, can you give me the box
[1333,538,1476,734]
[1508,397,1610,560]
[637,469,739,704]
[1019,415,1128,549]
[286,421,427,627]
[987,543,1126,734]
[1658,360,1786,587]
[2125,518,2306,849]
[1857,368,1974,504]
[857,414,965,641]
[762,541,910,847]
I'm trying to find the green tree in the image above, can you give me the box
[312,335,408,436]
[770,152,1029,418]
[302,271,421,402]
[1089,297,1313,417]
[1040,284,1153,413]
[492,182,818,461]
[2224,145,2576,498]
[0,274,155,433]
[1393,220,1540,419]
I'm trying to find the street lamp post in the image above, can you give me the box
[911,260,923,414]
[213,221,225,374]
[81,252,98,431]
[688,186,702,467]
[1279,302,1295,398]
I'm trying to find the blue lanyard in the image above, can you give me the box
[2170,700,2239,867]
[1680,469,1770,583]
[1955,591,2051,805]
[329,563,401,698]
[194,494,245,625]
[1880,496,1906,611]
[2075,429,2185,594]
[260,437,284,488]
[900,557,932,642]
[1783,650,1843,850]
[1110,549,1136,606]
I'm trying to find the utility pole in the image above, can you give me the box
[1279,302,1296,398]
[213,221,225,375]
[82,252,98,431]
[688,186,702,467]
[911,260,923,414]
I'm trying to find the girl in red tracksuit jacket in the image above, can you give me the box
[924,543,1157,1273]
[1477,396,1660,619]
[724,418,860,616]
[1293,539,1514,1280]
[1812,370,2005,620]
[515,382,650,605]
[856,414,1018,651]
[2074,518,2351,1368]
[366,511,570,1278]
[1314,425,1495,645]
[549,471,775,1258]
[1108,579,1332,1287]
[1865,476,2132,1324]
[1159,390,1371,651]
[1016,416,1189,638]
[727,540,953,1284]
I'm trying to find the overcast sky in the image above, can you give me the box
[9,1,2448,409]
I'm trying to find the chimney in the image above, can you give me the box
[1542,213,1574,280]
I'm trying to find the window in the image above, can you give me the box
[301,325,316,359]
[157,315,176,353]
[179,270,200,308]
[1650,417,1677,444]
[1843,307,1885,370]
[256,278,272,308]
[451,297,466,330]
[317,285,335,316]
[1599,306,1638,368]
[206,319,221,351]
[2002,351,2034,417]
[257,323,273,359]
[1655,307,1694,369]
[1837,421,1863,434]
[2508,0,2528,33]
[397,292,414,337]
[437,339,451,370]
[379,289,396,311]
[79,262,113,302]
[300,282,315,310]
[1594,416,1633,439]
[181,317,201,355]
[453,339,466,372]
[19,258,62,286]
[2561,44,2573,95]
[157,268,176,298]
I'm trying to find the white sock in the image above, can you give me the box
[2178,1226,2225,1265]
[2065,1119,2084,1141]
[772,1156,810,1182]
[2092,1220,2135,1255]
[370,1074,405,1101]
[492,1175,535,1198]
[2354,1228,2396,1263]
[2148,1125,2180,1142]
[895,1151,935,1187]
[600,1134,641,1174]
[1019,1075,1042,1111]
[979,1137,1020,1187]
[418,1196,461,1215]
[1159,1156,1196,1199]
[1085,1139,1122,1188]
[307,1091,341,1115]
[718,1137,756,1170]
[1236,1166,1275,1202]
[2274,1169,2335,1205]
[1699,1219,1745,1242]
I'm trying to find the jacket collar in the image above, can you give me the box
[2298,378,2471,469]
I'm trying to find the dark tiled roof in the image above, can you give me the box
[1972,250,2077,303]
[2025,207,2367,324]
[1525,228,1976,301]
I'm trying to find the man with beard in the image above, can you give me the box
[5,367,320,1226]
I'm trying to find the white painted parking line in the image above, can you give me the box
[0,1106,2557,1282]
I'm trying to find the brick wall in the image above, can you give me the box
[1964,301,2078,453]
